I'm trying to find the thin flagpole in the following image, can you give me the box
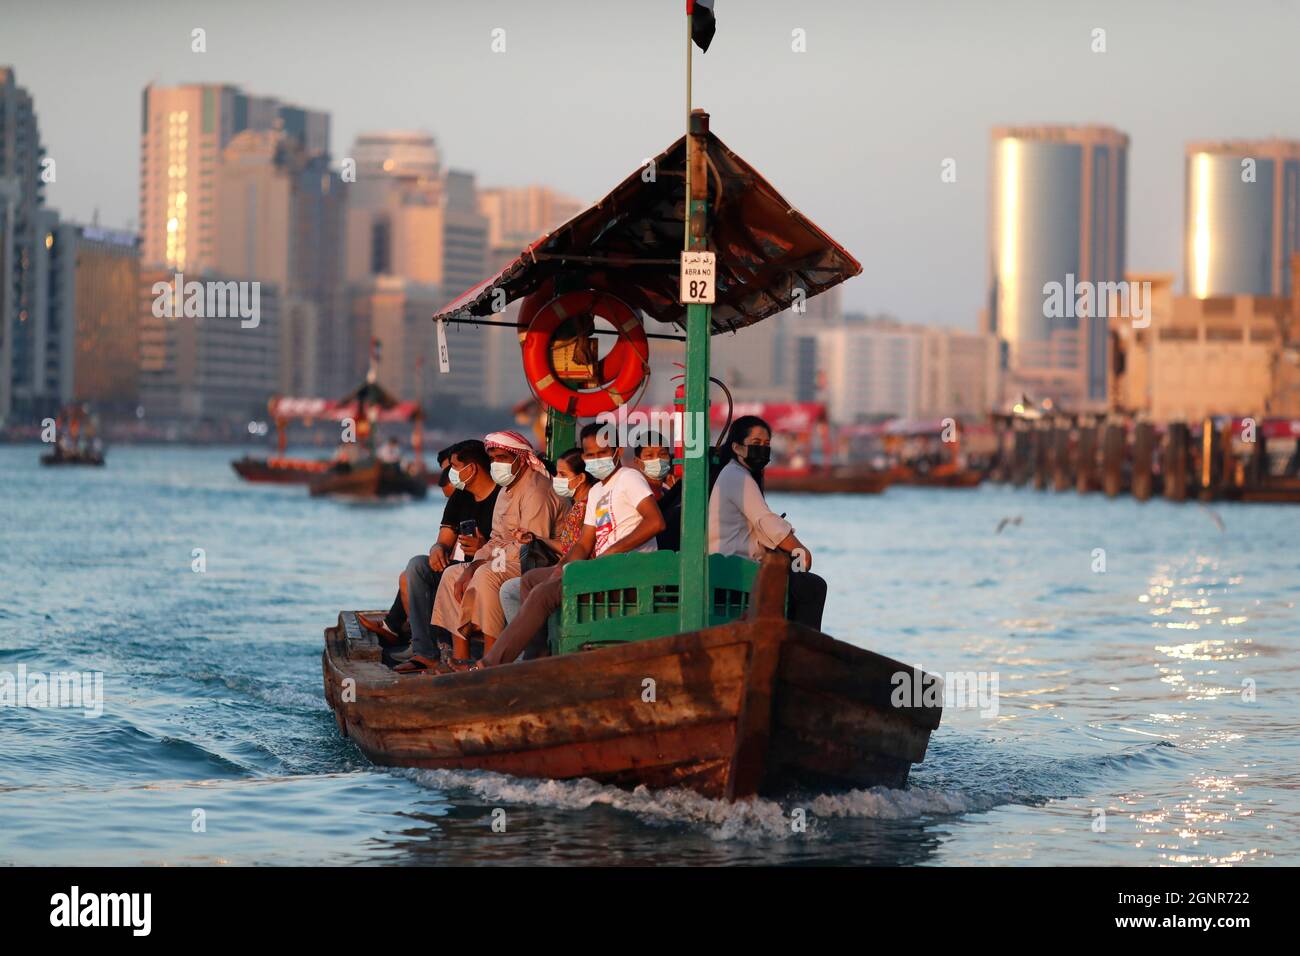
[685,2,693,250]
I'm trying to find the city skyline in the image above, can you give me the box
[5,0,1300,326]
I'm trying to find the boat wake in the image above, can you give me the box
[398,767,991,842]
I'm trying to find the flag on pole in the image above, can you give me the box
[689,0,716,53]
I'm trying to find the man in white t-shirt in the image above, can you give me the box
[479,422,666,667]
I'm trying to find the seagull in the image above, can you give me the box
[1198,503,1225,532]
[996,516,1023,534]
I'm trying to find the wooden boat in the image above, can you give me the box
[322,24,941,800]
[764,466,890,495]
[231,455,330,483]
[309,459,427,499]
[40,404,105,466]
[322,553,940,798]
[40,448,105,467]
[243,365,430,499]
[885,463,983,488]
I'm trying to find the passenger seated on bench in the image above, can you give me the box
[408,430,562,672]
[635,431,682,551]
[360,440,497,653]
[478,422,666,668]
[500,446,594,624]
[710,415,827,630]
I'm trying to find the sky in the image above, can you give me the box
[3,0,1299,328]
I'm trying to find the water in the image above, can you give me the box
[1,444,1296,865]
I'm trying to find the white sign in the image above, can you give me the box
[436,319,451,373]
[680,250,716,304]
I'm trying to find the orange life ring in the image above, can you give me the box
[521,290,649,416]
[518,278,635,381]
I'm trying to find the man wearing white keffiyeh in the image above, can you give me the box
[399,430,561,669]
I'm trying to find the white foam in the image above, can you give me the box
[400,768,984,841]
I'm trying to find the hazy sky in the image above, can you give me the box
[4,0,1299,327]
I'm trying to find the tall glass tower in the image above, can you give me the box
[1184,139,1300,298]
[987,125,1129,409]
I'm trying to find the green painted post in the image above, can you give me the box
[548,410,576,463]
[678,110,712,633]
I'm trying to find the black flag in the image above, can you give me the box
[690,0,716,53]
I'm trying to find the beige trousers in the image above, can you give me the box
[432,558,521,638]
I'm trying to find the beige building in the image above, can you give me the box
[68,226,142,411]
[711,287,843,404]
[793,314,999,423]
[1111,270,1300,420]
[138,268,281,422]
[138,84,329,275]
[215,128,345,396]
[479,184,584,265]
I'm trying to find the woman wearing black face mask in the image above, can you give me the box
[708,415,827,629]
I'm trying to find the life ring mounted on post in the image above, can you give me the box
[520,288,650,417]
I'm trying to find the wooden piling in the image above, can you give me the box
[1051,424,1071,492]
[1075,421,1097,493]
[1101,421,1125,498]
[1164,422,1189,502]
[1032,423,1049,490]
[1131,421,1155,501]
[1012,423,1031,487]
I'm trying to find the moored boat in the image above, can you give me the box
[764,466,891,494]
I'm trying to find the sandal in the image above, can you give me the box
[392,654,450,674]
[357,613,402,647]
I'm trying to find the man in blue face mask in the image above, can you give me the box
[403,430,562,672]
[478,422,666,668]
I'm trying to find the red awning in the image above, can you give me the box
[269,396,422,423]
[433,127,861,334]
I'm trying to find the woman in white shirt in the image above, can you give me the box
[708,415,827,629]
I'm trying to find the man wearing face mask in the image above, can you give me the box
[401,431,562,672]
[360,440,498,659]
[635,431,683,551]
[476,422,666,668]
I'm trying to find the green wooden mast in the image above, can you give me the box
[678,4,712,632]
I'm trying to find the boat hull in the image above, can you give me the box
[40,452,105,466]
[322,610,939,799]
[764,469,890,495]
[231,456,326,483]
[309,461,428,499]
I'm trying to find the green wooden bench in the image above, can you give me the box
[547,551,777,655]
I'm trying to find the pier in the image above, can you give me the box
[988,413,1300,504]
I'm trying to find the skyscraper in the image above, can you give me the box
[0,67,50,421]
[138,83,329,275]
[1184,139,1300,299]
[986,124,1128,409]
[215,128,346,395]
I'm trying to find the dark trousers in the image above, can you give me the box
[787,571,827,630]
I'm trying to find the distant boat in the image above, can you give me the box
[763,465,890,494]
[40,405,106,467]
[309,459,427,499]
[235,361,429,500]
[40,447,105,467]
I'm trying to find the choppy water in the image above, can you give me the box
[1,444,1296,865]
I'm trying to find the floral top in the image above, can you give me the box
[555,495,588,554]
